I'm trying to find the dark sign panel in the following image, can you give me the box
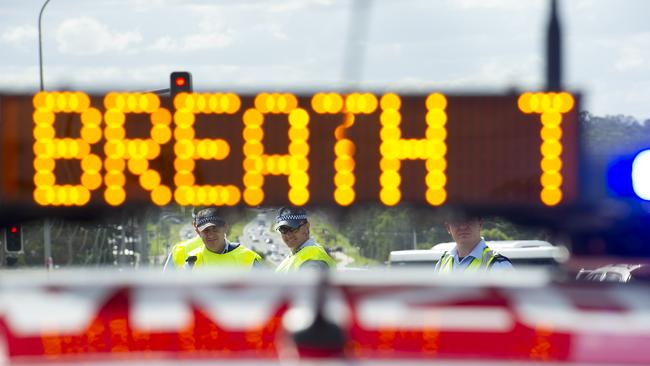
[0,91,578,208]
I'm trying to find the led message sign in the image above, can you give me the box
[0,91,578,208]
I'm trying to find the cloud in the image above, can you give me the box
[1,25,38,48]
[0,65,39,91]
[374,55,539,91]
[455,0,535,9]
[183,32,233,50]
[251,23,288,41]
[615,32,650,71]
[149,36,176,51]
[473,57,538,85]
[55,17,143,55]
[149,31,233,52]
[267,0,310,13]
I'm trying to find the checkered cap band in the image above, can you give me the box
[196,215,224,227]
[276,214,308,222]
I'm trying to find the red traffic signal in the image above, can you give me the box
[170,71,192,97]
[174,76,186,87]
[5,225,22,253]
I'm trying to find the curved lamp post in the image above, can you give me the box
[38,0,52,91]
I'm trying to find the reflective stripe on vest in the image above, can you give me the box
[275,245,336,273]
[171,236,204,268]
[192,245,261,269]
[437,246,500,272]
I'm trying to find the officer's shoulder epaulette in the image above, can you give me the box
[488,253,511,267]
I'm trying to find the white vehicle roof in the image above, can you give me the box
[432,240,554,251]
[389,249,440,263]
[389,240,569,264]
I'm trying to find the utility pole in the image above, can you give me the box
[546,0,562,91]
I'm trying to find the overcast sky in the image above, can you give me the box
[2,0,649,121]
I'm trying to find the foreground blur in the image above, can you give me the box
[1,268,650,365]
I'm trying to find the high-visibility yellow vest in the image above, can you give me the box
[171,236,204,268]
[275,245,336,273]
[437,246,506,272]
[190,244,261,269]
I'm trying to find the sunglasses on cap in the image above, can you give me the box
[277,222,305,234]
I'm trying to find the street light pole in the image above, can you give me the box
[38,0,52,92]
[38,0,53,270]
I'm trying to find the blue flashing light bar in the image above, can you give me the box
[608,148,650,201]
[632,149,650,201]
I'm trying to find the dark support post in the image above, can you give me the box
[546,0,562,91]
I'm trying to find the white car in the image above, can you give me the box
[389,240,569,268]
[576,264,648,283]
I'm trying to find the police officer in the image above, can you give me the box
[435,215,512,272]
[185,207,262,269]
[274,206,336,272]
[162,208,204,271]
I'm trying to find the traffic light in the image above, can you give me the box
[4,225,23,253]
[170,71,192,98]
